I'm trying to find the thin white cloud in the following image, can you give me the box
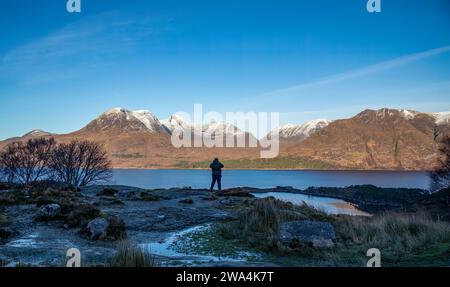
[261,45,450,97]
[0,12,172,78]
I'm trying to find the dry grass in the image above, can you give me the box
[335,212,450,257]
[218,197,322,250]
[110,241,157,267]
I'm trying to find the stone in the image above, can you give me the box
[279,220,336,249]
[35,204,61,221]
[84,218,109,240]
[82,216,127,241]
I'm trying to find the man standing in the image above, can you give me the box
[209,158,224,192]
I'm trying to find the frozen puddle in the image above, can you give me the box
[140,224,259,264]
[6,232,74,249]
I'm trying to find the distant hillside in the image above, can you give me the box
[1,107,449,170]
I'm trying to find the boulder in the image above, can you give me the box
[35,204,61,221]
[82,216,126,241]
[84,218,109,240]
[279,220,336,249]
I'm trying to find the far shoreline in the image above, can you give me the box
[110,167,432,172]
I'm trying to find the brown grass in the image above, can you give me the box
[335,212,450,256]
[218,197,326,250]
[110,241,157,267]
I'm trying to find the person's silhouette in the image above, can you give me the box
[209,158,224,192]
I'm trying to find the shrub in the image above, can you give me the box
[64,204,101,228]
[105,215,127,241]
[0,138,56,184]
[50,140,112,187]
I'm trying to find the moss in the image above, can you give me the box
[97,188,119,197]
[170,224,259,260]
[140,192,160,202]
[0,211,10,227]
[63,204,101,228]
[104,215,127,241]
[0,189,29,205]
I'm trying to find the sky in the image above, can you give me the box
[1,0,450,140]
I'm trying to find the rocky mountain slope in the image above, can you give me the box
[282,109,449,170]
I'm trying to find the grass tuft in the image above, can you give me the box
[110,241,157,267]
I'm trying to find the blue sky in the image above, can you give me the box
[1,0,450,140]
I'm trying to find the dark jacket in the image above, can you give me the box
[210,160,224,177]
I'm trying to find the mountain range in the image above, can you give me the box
[1,107,449,170]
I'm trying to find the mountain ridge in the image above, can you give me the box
[1,107,449,170]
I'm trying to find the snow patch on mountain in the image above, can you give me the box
[269,119,332,140]
[94,108,167,133]
[400,109,418,120]
[202,121,246,136]
[161,114,193,133]
[23,129,51,137]
[430,112,450,125]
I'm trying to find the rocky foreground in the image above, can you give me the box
[0,183,449,267]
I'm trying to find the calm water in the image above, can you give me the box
[253,192,370,216]
[111,169,430,190]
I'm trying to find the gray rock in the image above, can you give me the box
[85,218,109,240]
[279,220,336,248]
[35,204,61,221]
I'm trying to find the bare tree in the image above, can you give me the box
[430,135,450,202]
[0,138,56,184]
[50,140,112,187]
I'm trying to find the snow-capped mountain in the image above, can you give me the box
[430,112,450,125]
[161,115,251,139]
[353,108,450,126]
[22,129,52,138]
[202,121,247,137]
[161,114,194,133]
[268,119,332,141]
[83,108,169,133]
[2,107,450,170]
